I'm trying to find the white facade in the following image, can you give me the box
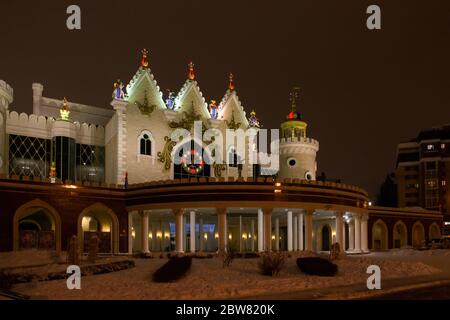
[0,55,319,186]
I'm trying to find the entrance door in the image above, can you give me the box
[321,225,331,251]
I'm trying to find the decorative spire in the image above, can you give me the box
[141,48,149,68]
[248,109,260,128]
[113,79,125,100]
[209,100,218,119]
[290,87,300,112]
[188,61,195,80]
[228,72,235,91]
[60,97,70,121]
[287,87,301,120]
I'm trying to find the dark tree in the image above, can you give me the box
[376,173,398,207]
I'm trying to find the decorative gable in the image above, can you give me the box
[125,68,166,112]
[218,90,249,129]
[174,80,211,121]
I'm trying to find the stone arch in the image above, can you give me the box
[393,220,408,248]
[429,222,441,240]
[372,219,388,250]
[13,199,61,253]
[77,203,120,254]
[412,221,425,248]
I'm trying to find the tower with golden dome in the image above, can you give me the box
[278,87,319,181]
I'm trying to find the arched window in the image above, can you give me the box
[228,146,239,167]
[138,131,154,156]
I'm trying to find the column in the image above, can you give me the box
[287,211,293,251]
[348,219,355,251]
[263,209,272,251]
[258,209,264,252]
[239,215,243,252]
[354,214,361,253]
[342,221,347,251]
[304,210,313,251]
[361,214,369,253]
[298,213,304,251]
[275,218,280,251]
[141,211,150,254]
[217,208,227,253]
[128,211,134,255]
[190,211,196,253]
[335,212,343,250]
[293,215,298,251]
[183,215,187,252]
[175,209,184,253]
[199,218,204,252]
[251,219,255,252]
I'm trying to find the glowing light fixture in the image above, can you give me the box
[63,184,78,189]
[156,231,163,239]
[214,232,219,239]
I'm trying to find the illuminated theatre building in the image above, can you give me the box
[0,50,442,256]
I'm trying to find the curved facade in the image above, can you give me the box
[0,176,370,254]
[0,51,443,255]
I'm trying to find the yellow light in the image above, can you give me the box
[63,184,78,189]
[275,182,282,187]
[164,232,170,239]
[248,234,252,239]
[156,231,162,239]
[214,232,219,239]
[148,232,152,239]
[242,233,248,240]
[274,189,282,193]
[102,226,111,232]
[204,233,208,240]
[271,235,275,240]
[228,233,232,240]
[132,230,136,238]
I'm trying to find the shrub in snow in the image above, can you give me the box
[152,256,192,282]
[296,257,338,277]
[259,251,286,276]
[0,271,15,290]
[222,246,236,268]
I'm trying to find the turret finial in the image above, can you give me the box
[188,61,195,80]
[228,73,235,91]
[141,48,149,68]
[60,97,70,121]
[287,87,301,120]
[290,87,300,112]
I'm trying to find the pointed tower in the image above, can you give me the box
[278,88,319,181]
[0,80,13,174]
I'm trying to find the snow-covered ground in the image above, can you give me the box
[6,249,447,300]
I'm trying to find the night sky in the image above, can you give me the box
[1,0,450,199]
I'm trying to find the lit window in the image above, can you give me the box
[427,144,434,151]
[441,143,446,149]
[443,180,447,187]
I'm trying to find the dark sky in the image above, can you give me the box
[1,0,450,200]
